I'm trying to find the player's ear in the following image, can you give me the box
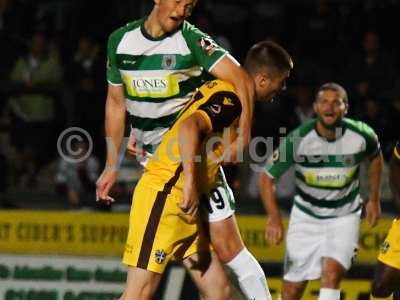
[154,0,161,5]
[313,101,318,114]
[256,73,270,89]
[344,101,349,116]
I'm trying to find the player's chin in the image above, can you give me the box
[322,117,341,129]
[164,19,182,32]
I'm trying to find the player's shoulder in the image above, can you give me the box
[344,118,377,138]
[199,79,236,94]
[288,118,317,140]
[108,19,144,44]
[213,79,236,93]
[181,20,200,34]
[181,20,211,41]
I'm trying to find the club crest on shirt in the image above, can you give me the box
[155,249,166,264]
[162,54,176,70]
[198,37,217,56]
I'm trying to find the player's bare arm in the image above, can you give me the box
[365,152,384,227]
[96,84,126,204]
[178,111,211,220]
[211,55,255,159]
[259,172,284,245]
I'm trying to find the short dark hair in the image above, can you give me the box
[244,40,293,75]
[316,82,349,104]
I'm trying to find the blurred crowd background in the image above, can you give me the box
[0,0,399,214]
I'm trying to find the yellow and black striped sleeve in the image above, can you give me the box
[197,91,242,132]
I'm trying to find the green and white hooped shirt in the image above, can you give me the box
[264,118,381,219]
[106,19,227,154]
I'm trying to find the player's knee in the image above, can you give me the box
[282,283,304,300]
[282,289,302,300]
[371,279,393,297]
[121,281,155,300]
[213,241,242,263]
[321,270,342,288]
[203,281,230,300]
[202,269,231,300]
[132,288,153,300]
[214,245,236,263]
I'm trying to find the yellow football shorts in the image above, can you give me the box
[122,182,209,274]
[378,218,400,270]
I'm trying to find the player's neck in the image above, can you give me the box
[144,12,166,39]
[316,121,340,141]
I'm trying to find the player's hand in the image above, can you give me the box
[126,132,146,158]
[96,168,117,205]
[179,179,199,223]
[365,198,381,227]
[265,216,284,245]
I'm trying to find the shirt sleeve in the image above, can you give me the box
[106,30,123,85]
[182,22,228,72]
[361,122,381,158]
[264,132,296,179]
[197,90,241,132]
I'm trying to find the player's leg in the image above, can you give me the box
[183,250,231,300]
[120,184,169,299]
[121,184,202,298]
[281,280,308,300]
[319,211,361,300]
[119,267,161,300]
[209,215,242,263]
[204,169,271,299]
[370,261,400,299]
[319,258,345,300]
[281,206,323,300]
[209,215,271,300]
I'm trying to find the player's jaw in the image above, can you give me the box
[255,71,289,102]
[162,15,185,32]
[155,0,196,33]
[318,113,343,129]
[316,109,344,130]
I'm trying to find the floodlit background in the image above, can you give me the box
[0,0,399,299]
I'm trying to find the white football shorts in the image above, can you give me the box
[283,205,361,282]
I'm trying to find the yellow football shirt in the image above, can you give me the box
[139,79,241,195]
